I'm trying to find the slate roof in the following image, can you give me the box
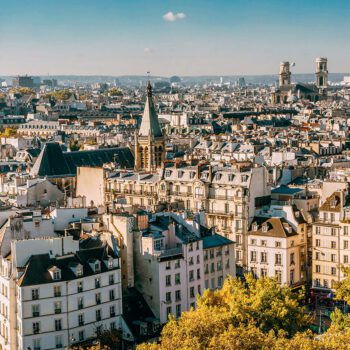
[30,142,134,177]
[18,244,118,287]
[202,234,234,249]
[271,185,303,195]
[249,217,298,238]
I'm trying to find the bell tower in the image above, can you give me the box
[279,62,291,87]
[315,57,328,90]
[135,82,165,172]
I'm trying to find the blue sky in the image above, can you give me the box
[0,0,349,76]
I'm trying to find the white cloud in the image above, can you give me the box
[163,11,186,22]
[144,47,153,54]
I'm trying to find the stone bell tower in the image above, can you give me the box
[279,61,291,87]
[315,57,328,90]
[135,82,165,172]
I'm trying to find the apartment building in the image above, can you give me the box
[312,189,350,291]
[247,216,307,287]
[0,235,122,350]
[108,211,235,324]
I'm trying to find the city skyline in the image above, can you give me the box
[1,0,350,76]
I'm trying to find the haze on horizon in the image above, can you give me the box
[0,0,349,77]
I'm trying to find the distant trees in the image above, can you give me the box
[108,88,123,97]
[137,274,350,350]
[0,127,17,137]
[10,87,34,95]
[44,89,72,101]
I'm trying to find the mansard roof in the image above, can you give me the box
[30,142,134,177]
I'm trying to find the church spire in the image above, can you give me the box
[138,81,163,138]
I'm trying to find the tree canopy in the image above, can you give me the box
[137,274,350,350]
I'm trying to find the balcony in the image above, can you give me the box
[157,247,183,260]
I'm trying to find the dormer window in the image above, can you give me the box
[165,170,172,177]
[262,225,268,233]
[228,174,235,181]
[53,270,61,281]
[330,200,337,208]
[252,224,258,231]
[76,265,83,277]
[190,172,195,179]
[178,171,184,178]
[108,258,114,270]
[215,173,222,180]
[94,261,101,273]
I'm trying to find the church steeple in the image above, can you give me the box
[135,81,165,172]
[138,81,163,138]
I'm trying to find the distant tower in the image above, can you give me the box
[135,82,165,172]
[315,57,328,90]
[279,62,291,87]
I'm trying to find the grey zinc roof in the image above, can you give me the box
[202,234,234,249]
[30,142,134,177]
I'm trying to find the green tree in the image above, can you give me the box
[108,88,123,97]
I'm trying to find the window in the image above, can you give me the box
[175,290,181,301]
[54,285,61,297]
[78,297,84,309]
[197,268,201,279]
[32,304,40,317]
[109,274,114,285]
[166,275,171,286]
[109,289,115,301]
[96,293,101,304]
[176,304,181,318]
[154,239,164,251]
[275,270,282,283]
[166,261,171,269]
[331,241,336,249]
[260,252,267,263]
[331,254,336,262]
[261,240,267,246]
[260,268,267,277]
[53,270,61,280]
[76,265,83,277]
[95,262,101,273]
[175,273,181,285]
[54,319,62,331]
[32,288,39,300]
[251,239,256,245]
[331,267,337,276]
[33,339,41,350]
[95,277,101,288]
[108,259,114,269]
[344,226,349,236]
[79,330,85,341]
[189,257,194,265]
[78,314,84,326]
[316,239,321,247]
[218,276,223,288]
[344,241,349,249]
[189,270,194,282]
[175,260,180,269]
[55,335,63,348]
[166,292,171,303]
[250,251,257,262]
[110,322,116,330]
[96,309,102,321]
[33,322,40,334]
[110,305,116,317]
[217,262,222,271]
[54,301,62,314]
[77,281,83,293]
[344,255,349,264]
[290,270,294,284]
[290,253,295,265]
[275,241,281,248]
[275,254,282,265]
[189,243,193,252]
[166,307,172,318]
[316,265,321,273]
[331,228,337,236]
[190,287,195,298]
